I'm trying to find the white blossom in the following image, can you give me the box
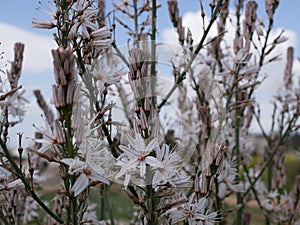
[165,197,218,225]
[70,0,98,38]
[218,159,245,198]
[33,120,61,153]
[152,144,187,188]
[86,58,121,93]
[115,133,163,187]
[61,158,109,196]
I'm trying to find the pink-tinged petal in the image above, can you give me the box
[115,159,139,179]
[32,19,55,29]
[92,39,113,48]
[90,168,109,185]
[146,138,159,153]
[85,20,97,31]
[218,183,227,198]
[140,161,146,178]
[34,139,52,144]
[72,174,89,196]
[115,165,132,179]
[7,179,24,190]
[119,145,138,157]
[60,158,75,166]
[145,156,163,168]
[0,167,10,177]
[91,26,111,39]
[135,134,146,152]
[81,25,90,39]
[124,174,131,188]
[125,133,139,149]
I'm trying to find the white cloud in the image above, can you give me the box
[0,22,56,73]
[0,23,56,148]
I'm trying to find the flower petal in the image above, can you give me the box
[72,173,89,196]
[145,156,163,168]
[90,168,109,185]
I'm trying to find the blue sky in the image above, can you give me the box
[0,0,300,145]
[1,1,299,49]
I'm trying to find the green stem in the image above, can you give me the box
[71,193,78,225]
[243,163,265,213]
[99,186,105,220]
[158,0,224,109]
[150,0,157,106]
[146,185,158,225]
[103,186,115,225]
[112,42,129,67]
[234,1,244,223]
[0,208,10,225]
[214,176,223,225]
[133,0,140,47]
[63,106,78,225]
[235,89,243,225]
[60,0,70,48]
[0,140,64,224]
[243,115,297,197]
[267,158,273,193]
[244,3,278,115]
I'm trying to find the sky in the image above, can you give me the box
[0,0,300,147]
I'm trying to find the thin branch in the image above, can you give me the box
[158,0,225,109]
[0,139,64,224]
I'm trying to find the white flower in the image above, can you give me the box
[86,59,121,93]
[165,197,218,225]
[115,156,136,187]
[71,89,116,177]
[70,0,98,38]
[33,120,61,153]
[61,158,109,196]
[152,144,185,188]
[115,133,162,186]
[218,159,245,198]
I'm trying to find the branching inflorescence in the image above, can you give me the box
[0,0,300,224]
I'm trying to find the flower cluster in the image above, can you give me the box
[1,0,300,225]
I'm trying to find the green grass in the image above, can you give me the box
[285,153,300,190]
[224,204,266,225]
[249,152,300,191]
[108,183,135,221]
